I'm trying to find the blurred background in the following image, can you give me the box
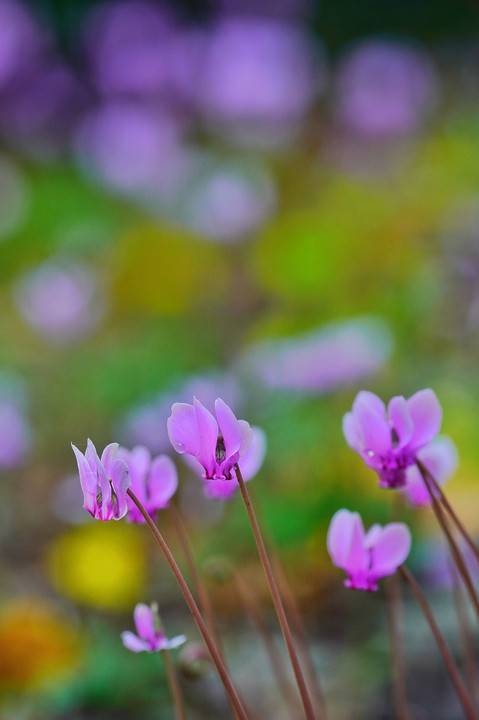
[1,0,479,717]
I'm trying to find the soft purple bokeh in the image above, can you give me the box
[71,440,131,521]
[122,603,186,653]
[343,389,443,488]
[14,260,104,344]
[168,397,253,482]
[401,436,458,507]
[117,372,241,454]
[334,40,438,137]
[327,509,411,591]
[118,446,178,523]
[0,0,44,90]
[239,318,392,394]
[0,400,32,469]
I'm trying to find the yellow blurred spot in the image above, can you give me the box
[0,599,81,692]
[114,223,228,314]
[47,523,147,610]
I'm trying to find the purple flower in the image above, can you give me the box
[121,603,186,653]
[118,446,178,523]
[401,436,458,507]
[168,397,253,481]
[327,509,411,591]
[71,439,131,520]
[201,426,266,499]
[343,389,442,488]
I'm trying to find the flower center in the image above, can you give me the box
[215,436,226,464]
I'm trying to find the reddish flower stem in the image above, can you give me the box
[235,465,317,720]
[450,558,479,714]
[127,489,249,720]
[399,566,477,720]
[416,463,479,621]
[161,648,187,720]
[386,574,412,720]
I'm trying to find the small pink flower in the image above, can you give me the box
[121,603,186,653]
[343,389,442,488]
[71,439,130,520]
[327,509,411,591]
[401,436,458,507]
[167,397,253,481]
[118,445,178,523]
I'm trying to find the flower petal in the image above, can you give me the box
[121,631,150,652]
[388,396,414,449]
[193,397,218,476]
[134,604,155,642]
[354,396,391,457]
[167,403,200,456]
[238,426,266,481]
[119,445,150,505]
[370,523,411,577]
[342,412,362,453]
[352,391,386,417]
[327,509,367,573]
[110,458,131,519]
[165,634,187,649]
[148,455,178,510]
[71,443,97,514]
[100,442,119,476]
[215,398,245,461]
[407,389,442,450]
[202,478,238,500]
[417,436,458,484]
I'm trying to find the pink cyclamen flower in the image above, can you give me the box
[327,509,411,591]
[71,439,130,520]
[118,445,178,522]
[401,436,458,507]
[167,397,253,481]
[343,389,442,488]
[121,603,186,653]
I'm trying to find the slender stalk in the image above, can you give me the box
[235,465,317,720]
[249,486,327,719]
[161,648,187,720]
[399,566,477,720]
[416,463,479,620]
[420,467,479,565]
[168,504,225,661]
[450,558,479,714]
[127,489,249,720]
[386,574,413,720]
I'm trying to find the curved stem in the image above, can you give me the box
[161,648,187,720]
[235,465,317,720]
[399,566,477,720]
[416,462,479,621]
[127,489,249,720]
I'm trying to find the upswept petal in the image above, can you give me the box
[407,389,442,450]
[110,458,131,519]
[365,523,383,548]
[100,443,119,476]
[119,446,151,487]
[148,455,178,509]
[165,634,187,649]
[121,631,150,652]
[71,443,97,514]
[417,436,458,484]
[327,509,366,572]
[134,604,155,642]
[85,441,111,519]
[193,398,218,477]
[388,396,414,449]
[354,398,391,457]
[352,391,386,417]
[215,397,242,460]
[237,419,254,458]
[167,403,200,456]
[343,512,369,576]
[342,412,362,452]
[370,523,411,577]
[238,426,266,481]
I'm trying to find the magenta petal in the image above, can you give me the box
[417,436,458,484]
[342,412,362,453]
[121,631,150,652]
[100,442,119,475]
[343,513,369,576]
[388,396,414,448]
[149,455,178,509]
[203,477,238,500]
[354,397,391,456]
[370,523,411,577]
[407,389,442,450]
[215,397,242,459]
[237,419,254,458]
[352,390,386,417]
[193,397,218,476]
[238,426,266,481]
[327,509,366,571]
[167,403,200,456]
[110,458,131,519]
[71,443,97,514]
[134,604,155,642]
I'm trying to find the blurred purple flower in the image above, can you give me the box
[0,400,31,469]
[118,446,178,523]
[118,372,241,454]
[334,40,438,137]
[14,260,104,344]
[122,603,186,653]
[168,397,253,481]
[327,509,411,591]
[71,439,131,520]
[0,0,44,90]
[401,436,458,507]
[343,389,442,488]
[239,318,392,394]
[196,17,320,142]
